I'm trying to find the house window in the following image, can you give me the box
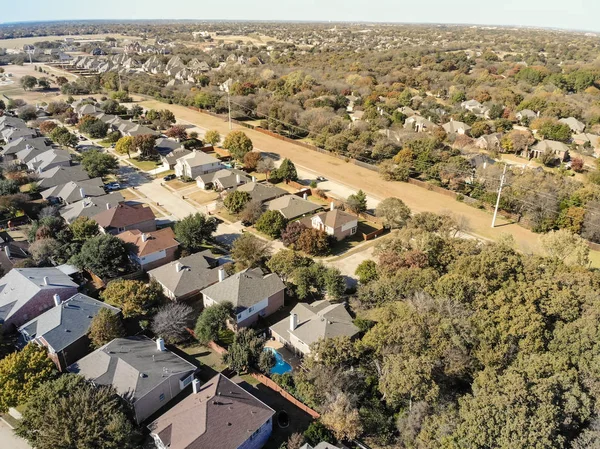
[248,306,254,313]
[350,227,357,234]
[237,313,242,320]
[159,393,165,402]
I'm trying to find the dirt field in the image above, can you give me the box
[0,34,143,50]
[0,63,78,103]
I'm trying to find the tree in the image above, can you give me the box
[231,233,271,270]
[55,76,68,87]
[80,150,118,178]
[50,126,78,147]
[18,106,37,121]
[0,179,19,195]
[286,433,305,449]
[501,129,535,154]
[101,279,163,318]
[39,120,57,135]
[257,157,276,182]
[321,392,363,441]
[243,151,261,171]
[29,238,61,265]
[278,158,298,182]
[296,228,330,256]
[16,375,139,449]
[240,200,264,225]
[0,344,56,412]
[281,220,307,247]
[223,328,272,374]
[376,197,411,229]
[165,125,188,140]
[571,157,584,173]
[194,302,233,344]
[267,250,312,282]
[129,104,143,118]
[69,216,99,240]
[133,134,158,160]
[70,234,129,279]
[115,136,135,158]
[88,308,125,348]
[223,130,253,161]
[20,75,37,91]
[355,259,378,284]
[174,213,218,251]
[304,421,336,446]
[255,210,287,238]
[224,190,251,214]
[204,129,221,146]
[152,303,196,344]
[539,229,589,266]
[347,190,367,215]
[0,99,5,111]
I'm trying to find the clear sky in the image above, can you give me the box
[2,0,596,32]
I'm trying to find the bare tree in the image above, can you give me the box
[151,303,196,344]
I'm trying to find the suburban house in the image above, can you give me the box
[308,208,358,241]
[119,123,159,138]
[475,133,502,151]
[528,140,570,162]
[161,148,192,170]
[155,137,184,155]
[270,300,360,356]
[460,99,490,118]
[196,168,251,191]
[60,193,125,224]
[516,109,537,122]
[26,149,72,173]
[234,182,288,204]
[201,268,285,329]
[0,233,30,273]
[404,115,435,132]
[301,443,340,449]
[0,116,27,132]
[148,373,275,449]
[18,293,120,371]
[442,119,471,135]
[36,166,90,190]
[40,178,106,205]
[68,336,197,424]
[174,151,221,179]
[93,203,156,235]
[573,133,600,153]
[266,194,321,220]
[117,228,179,271]
[2,127,37,142]
[74,103,101,118]
[558,117,585,133]
[148,250,222,301]
[1,137,52,161]
[0,267,79,332]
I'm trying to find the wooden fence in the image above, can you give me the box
[250,372,321,419]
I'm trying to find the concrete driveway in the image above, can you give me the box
[0,420,31,449]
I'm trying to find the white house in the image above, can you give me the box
[174,151,221,179]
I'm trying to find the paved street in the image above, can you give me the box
[0,420,31,449]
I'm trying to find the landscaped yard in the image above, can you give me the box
[166,178,195,190]
[181,343,227,372]
[128,158,160,171]
[328,219,383,255]
[187,189,219,204]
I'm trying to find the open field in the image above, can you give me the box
[0,34,144,50]
[0,63,78,103]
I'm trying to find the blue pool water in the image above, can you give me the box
[266,347,293,375]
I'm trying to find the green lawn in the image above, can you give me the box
[181,344,227,372]
[128,158,160,171]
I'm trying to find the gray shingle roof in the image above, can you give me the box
[36,166,90,189]
[40,178,106,204]
[68,336,196,402]
[235,182,287,203]
[148,373,274,449]
[270,300,359,349]
[266,195,321,220]
[149,250,221,298]
[60,193,124,223]
[201,268,285,313]
[18,293,120,352]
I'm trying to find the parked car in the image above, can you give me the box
[78,135,86,141]
[163,174,176,181]
[316,176,327,182]
[105,182,121,190]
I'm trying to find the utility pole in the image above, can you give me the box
[220,78,233,130]
[491,164,507,228]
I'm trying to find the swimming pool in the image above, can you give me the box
[266,347,293,375]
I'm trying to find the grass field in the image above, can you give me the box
[0,34,144,50]
[127,158,160,171]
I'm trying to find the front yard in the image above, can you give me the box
[127,158,161,171]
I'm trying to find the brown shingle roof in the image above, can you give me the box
[314,209,357,229]
[93,203,155,229]
[148,373,274,449]
[117,228,179,257]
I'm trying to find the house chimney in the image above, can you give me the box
[106,202,111,210]
[175,262,183,272]
[236,174,241,184]
[53,294,61,306]
[330,201,335,211]
[303,192,308,200]
[141,233,148,242]
[4,245,10,259]
[251,176,256,182]
[290,313,298,331]
[43,276,49,286]
[192,378,201,394]
[79,187,85,198]
[156,338,165,351]
[218,267,226,282]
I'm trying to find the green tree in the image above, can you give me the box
[20,75,37,91]
[133,134,158,160]
[50,126,78,147]
[304,421,336,447]
[267,250,312,282]
[223,328,272,374]
[115,136,134,158]
[539,229,589,266]
[70,234,129,279]
[69,216,99,241]
[278,158,298,182]
[0,179,19,196]
[80,150,118,178]
[16,375,139,449]
[231,233,271,270]
[0,344,56,412]
[87,308,125,348]
[204,129,221,146]
[194,302,234,344]
[101,279,163,318]
[223,130,253,161]
[347,190,368,215]
[174,213,218,251]
[355,259,378,284]
[224,190,251,214]
[376,197,411,229]
[255,210,287,238]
